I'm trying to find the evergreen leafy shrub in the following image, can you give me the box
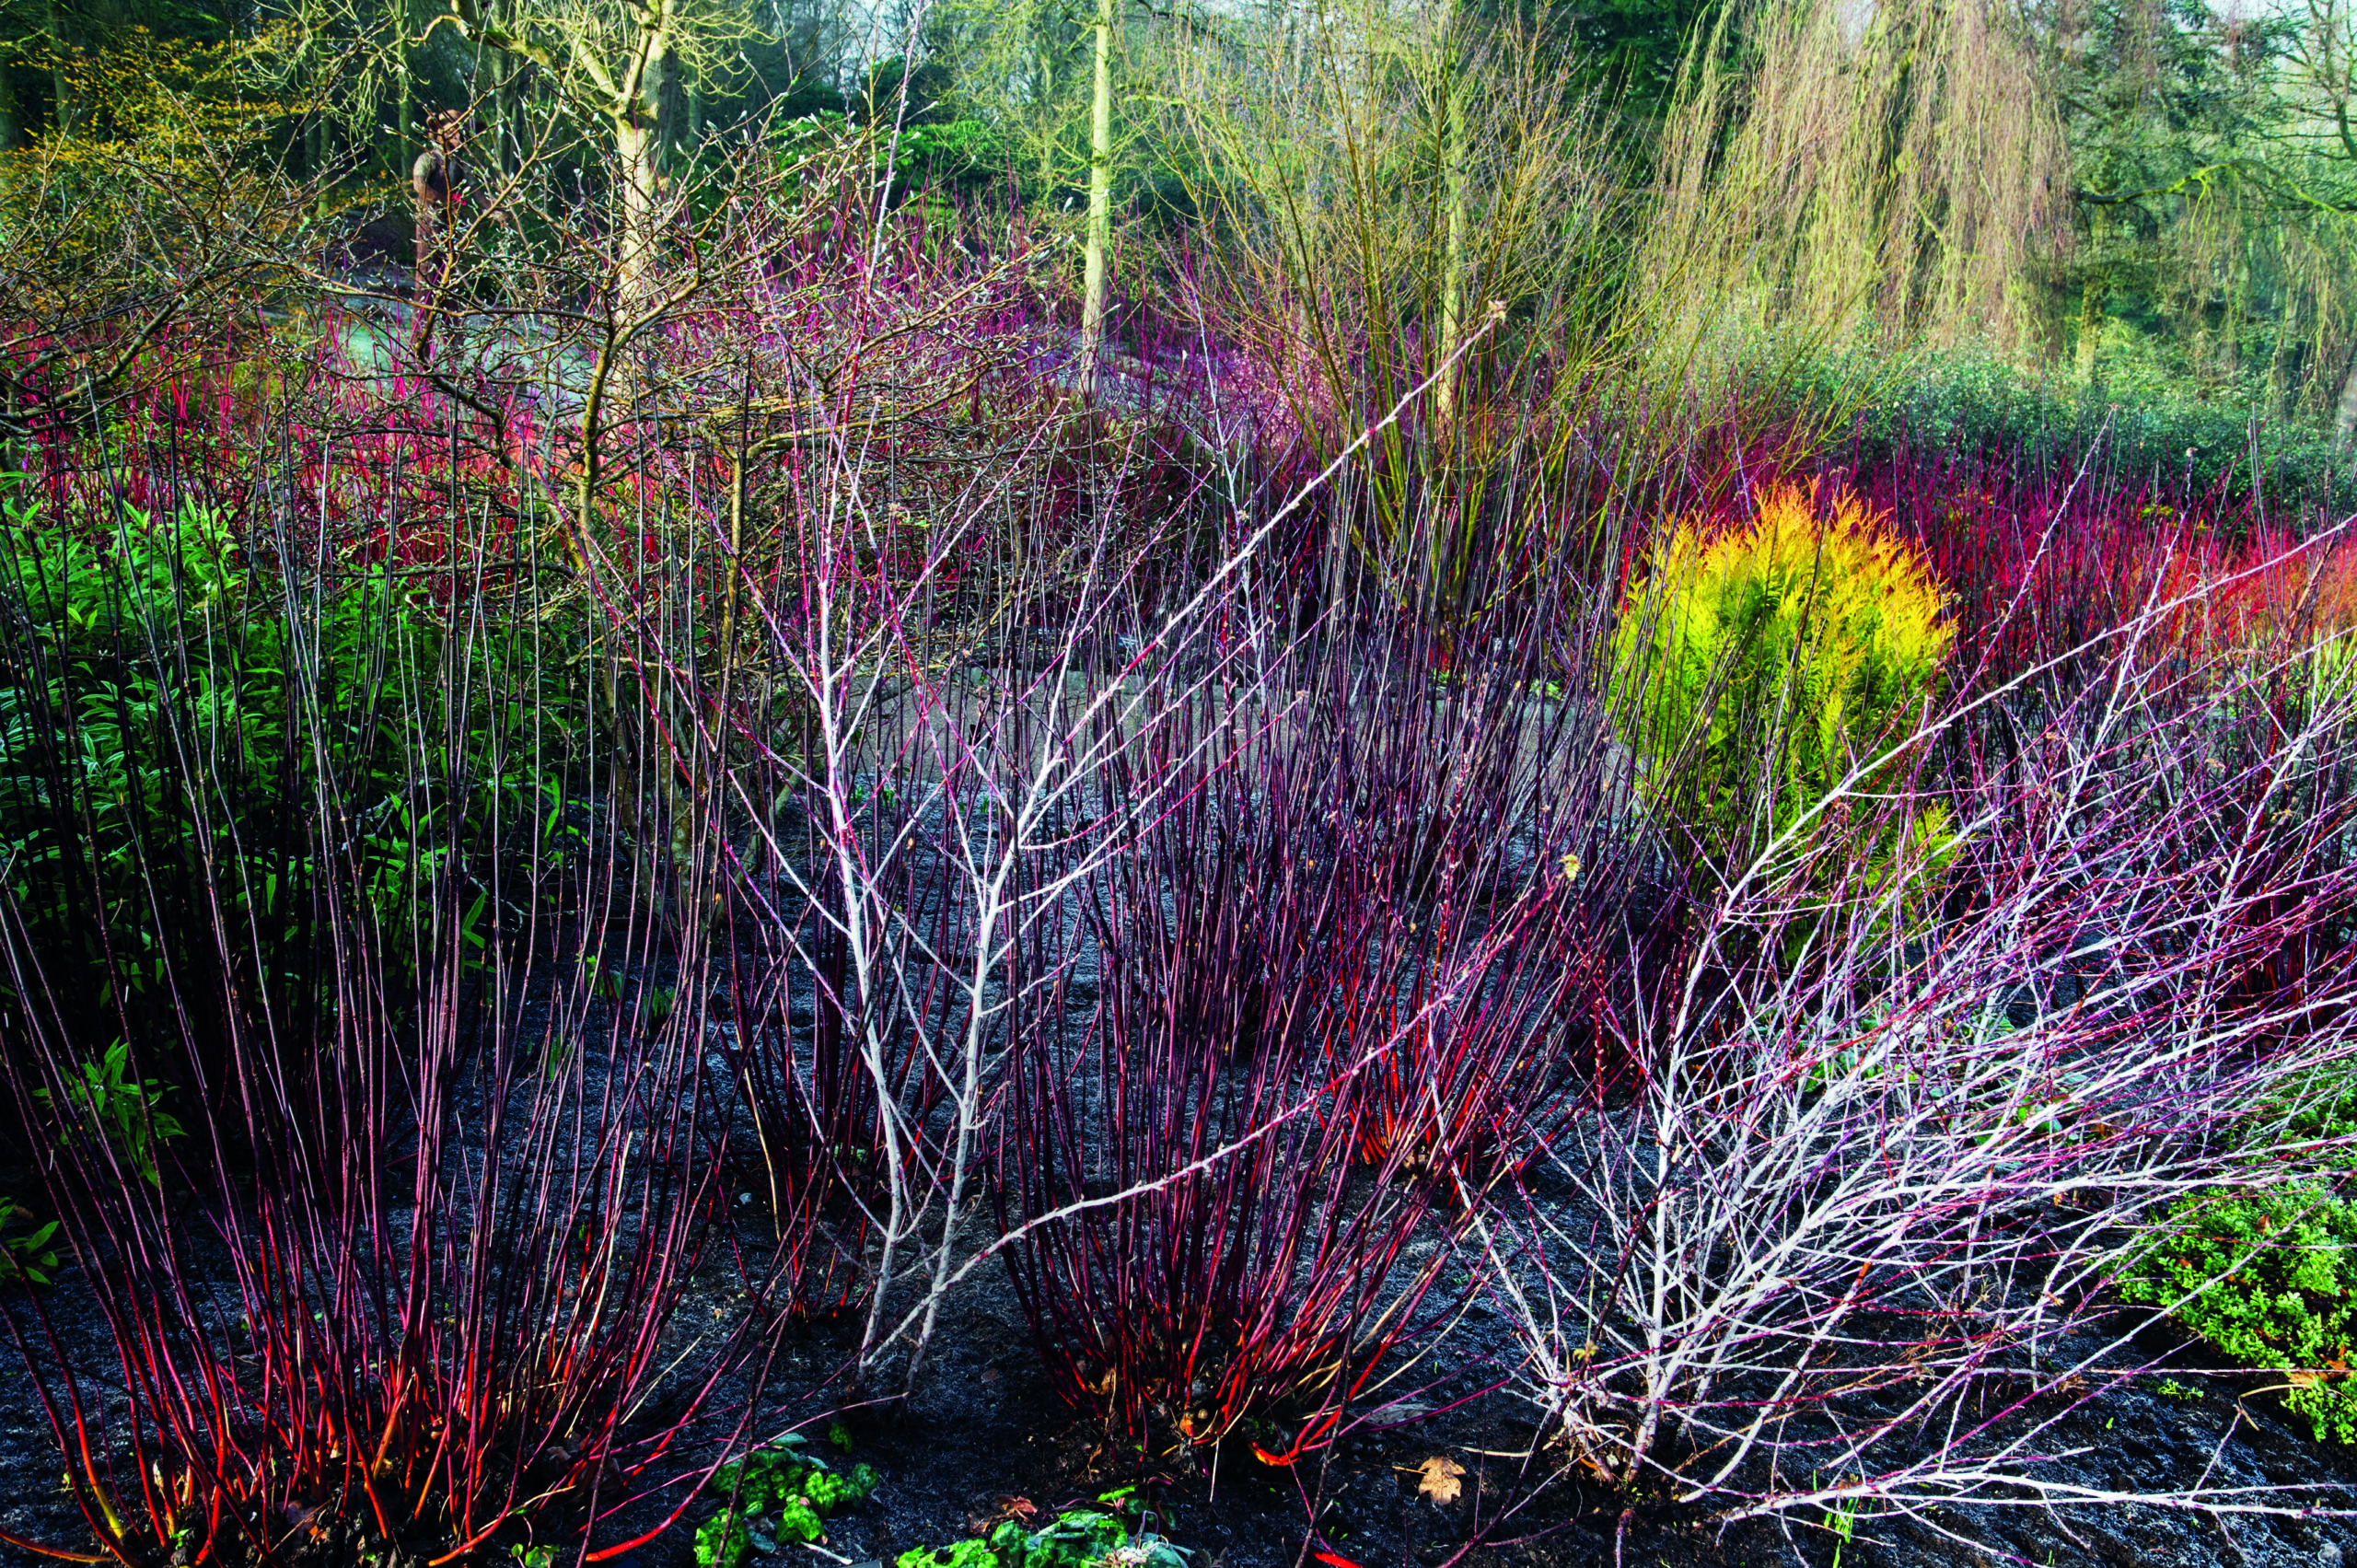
[2123,1183,2357,1443]
[0,482,583,1071]
[1809,349,2357,510]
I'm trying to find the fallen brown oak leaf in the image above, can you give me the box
[1414,1456,1466,1504]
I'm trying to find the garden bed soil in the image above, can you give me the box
[10,1219,2355,1568]
[3,970,2352,1568]
[719,1266,2357,1568]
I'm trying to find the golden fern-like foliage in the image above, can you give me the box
[1613,482,1956,889]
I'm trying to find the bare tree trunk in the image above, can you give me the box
[1035,42,1058,192]
[615,116,661,301]
[44,0,70,136]
[438,0,679,305]
[493,70,515,178]
[1077,0,1114,400]
[2075,273,2104,389]
[615,39,670,307]
[394,0,413,181]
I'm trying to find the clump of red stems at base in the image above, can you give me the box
[993,598,1617,1456]
[0,445,767,1563]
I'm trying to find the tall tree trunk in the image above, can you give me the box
[615,117,659,301]
[436,0,677,305]
[615,31,671,307]
[1077,0,1114,399]
[2074,273,2104,389]
[493,71,514,178]
[0,66,17,241]
[45,0,71,136]
[395,0,413,183]
[1034,47,1057,192]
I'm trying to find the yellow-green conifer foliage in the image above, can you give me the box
[1612,483,1956,888]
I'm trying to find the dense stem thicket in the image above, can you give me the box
[7,9,2357,1565]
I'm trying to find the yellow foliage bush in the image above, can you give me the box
[1611,482,1956,891]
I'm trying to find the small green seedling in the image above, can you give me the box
[585,957,675,1027]
[696,1434,879,1568]
[35,1041,184,1187]
[585,954,633,1006]
[1825,1497,1858,1568]
[0,1196,60,1286]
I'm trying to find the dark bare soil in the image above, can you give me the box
[6,1217,2357,1568]
[3,965,2351,1568]
[720,1272,2357,1568]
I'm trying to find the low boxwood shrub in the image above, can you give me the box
[2122,1182,2357,1442]
[1806,347,2357,512]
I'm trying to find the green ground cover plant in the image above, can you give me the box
[2123,1183,2357,1442]
[895,1502,1188,1568]
[696,1435,881,1568]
